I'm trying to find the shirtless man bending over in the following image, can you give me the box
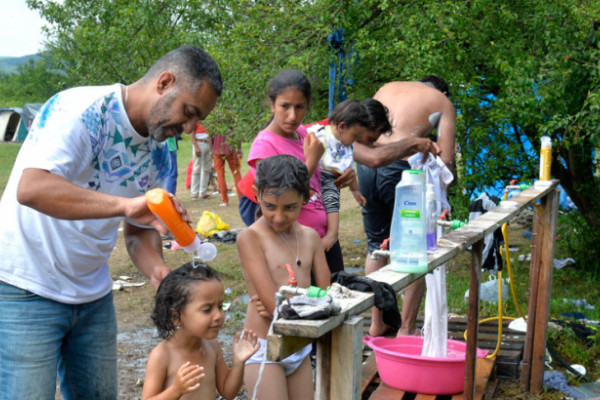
[353,76,456,337]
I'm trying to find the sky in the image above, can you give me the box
[0,0,46,58]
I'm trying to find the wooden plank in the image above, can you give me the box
[331,316,363,400]
[415,394,437,400]
[266,334,313,361]
[464,239,483,400]
[361,353,378,395]
[368,384,407,400]
[316,333,332,399]
[520,203,540,391]
[452,357,496,400]
[529,189,559,392]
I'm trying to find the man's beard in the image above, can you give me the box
[147,91,182,142]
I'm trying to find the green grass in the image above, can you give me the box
[0,143,21,196]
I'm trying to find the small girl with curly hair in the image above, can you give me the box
[142,262,260,400]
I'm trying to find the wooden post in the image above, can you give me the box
[529,189,559,392]
[330,316,363,400]
[521,202,542,391]
[464,239,483,400]
[316,332,332,399]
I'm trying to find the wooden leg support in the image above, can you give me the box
[464,239,483,400]
[523,189,559,393]
[316,316,363,400]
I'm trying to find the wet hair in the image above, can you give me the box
[329,99,371,129]
[361,98,391,134]
[420,75,450,98]
[267,69,312,106]
[255,154,310,201]
[151,262,221,339]
[143,46,223,95]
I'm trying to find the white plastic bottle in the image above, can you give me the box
[390,170,428,273]
[425,184,437,251]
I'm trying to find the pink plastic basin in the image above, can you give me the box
[363,335,489,395]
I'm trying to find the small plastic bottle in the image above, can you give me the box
[390,170,428,273]
[145,188,210,255]
[539,136,552,181]
[425,184,437,251]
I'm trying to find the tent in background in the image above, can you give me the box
[0,108,22,141]
[0,103,42,142]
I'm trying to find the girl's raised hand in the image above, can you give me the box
[173,361,204,395]
[232,329,260,364]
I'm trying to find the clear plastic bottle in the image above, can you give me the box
[390,170,428,273]
[539,136,552,181]
[425,184,437,251]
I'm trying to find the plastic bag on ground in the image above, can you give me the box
[196,211,229,237]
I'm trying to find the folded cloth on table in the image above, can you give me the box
[278,295,341,320]
[330,271,401,332]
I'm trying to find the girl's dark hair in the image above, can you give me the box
[151,262,221,339]
[362,98,392,134]
[420,75,450,98]
[329,99,370,128]
[268,69,312,106]
[255,154,310,201]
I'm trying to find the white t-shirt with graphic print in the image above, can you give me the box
[0,84,170,304]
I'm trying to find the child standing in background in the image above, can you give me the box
[237,155,331,400]
[142,262,260,400]
[306,98,389,251]
[237,69,350,275]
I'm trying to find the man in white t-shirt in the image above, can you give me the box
[0,46,221,399]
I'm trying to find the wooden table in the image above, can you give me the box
[267,180,559,399]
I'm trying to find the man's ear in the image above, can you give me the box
[252,185,259,202]
[156,71,176,94]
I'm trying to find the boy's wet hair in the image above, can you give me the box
[143,45,223,95]
[361,98,391,134]
[255,154,310,201]
[151,262,221,339]
[268,69,312,106]
[329,99,370,129]
[420,75,451,98]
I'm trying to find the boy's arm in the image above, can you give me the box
[309,230,331,289]
[236,228,280,315]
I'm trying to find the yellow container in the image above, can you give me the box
[539,136,552,181]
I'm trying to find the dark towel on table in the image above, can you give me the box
[330,271,401,331]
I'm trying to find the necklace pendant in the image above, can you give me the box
[296,259,301,267]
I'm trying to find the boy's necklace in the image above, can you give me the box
[276,225,301,267]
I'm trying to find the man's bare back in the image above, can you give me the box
[373,81,456,167]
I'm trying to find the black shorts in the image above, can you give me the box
[357,160,411,253]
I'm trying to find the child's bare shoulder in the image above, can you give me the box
[148,340,171,364]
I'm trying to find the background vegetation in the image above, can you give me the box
[2,0,598,272]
